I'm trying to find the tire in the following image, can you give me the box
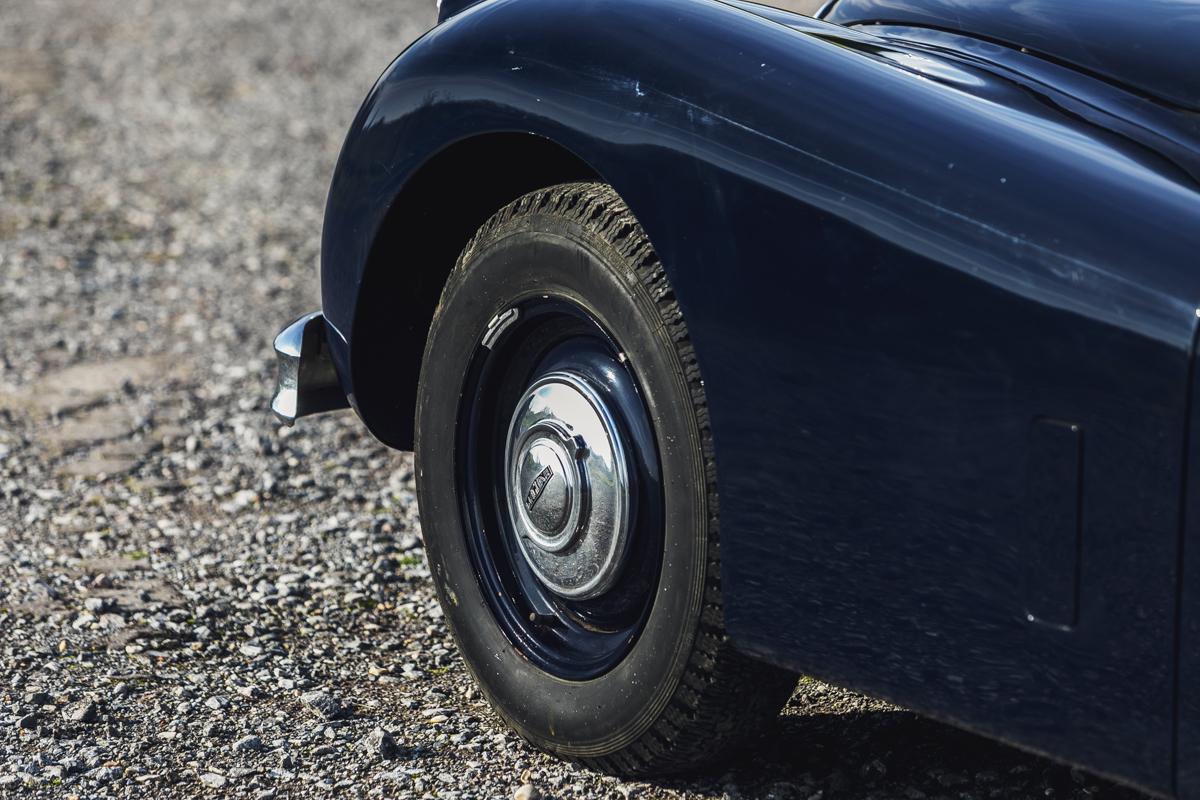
[414,181,795,775]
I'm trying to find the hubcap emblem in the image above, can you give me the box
[524,465,554,512]
[518,443,571,536]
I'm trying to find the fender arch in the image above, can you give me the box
[349,133,599,449]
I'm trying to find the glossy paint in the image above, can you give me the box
[823,0,1200,111]
[317,0,1200,794]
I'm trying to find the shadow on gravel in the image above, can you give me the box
[657,706,1149,799]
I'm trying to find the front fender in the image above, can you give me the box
[322,0,1200,411]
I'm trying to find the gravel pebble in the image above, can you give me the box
[301,690,351,721]
[83,597,112,613]
[200,772,228,789]
[62,701,99,724]
[359,727,400,760]
[233,735,264,753]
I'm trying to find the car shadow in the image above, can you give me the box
[651,694,1152,799]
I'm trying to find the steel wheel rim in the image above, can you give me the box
[456,298,663,679]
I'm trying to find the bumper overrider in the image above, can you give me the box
[270,312,350,425]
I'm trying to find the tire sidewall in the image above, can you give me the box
[415,211,708,755]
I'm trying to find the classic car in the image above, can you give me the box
[270,0,1200,794]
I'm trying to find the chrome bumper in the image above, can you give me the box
[270,312,350,425]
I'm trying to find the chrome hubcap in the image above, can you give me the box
[505,371,630,599]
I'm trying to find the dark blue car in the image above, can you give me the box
[271,0,1200,794]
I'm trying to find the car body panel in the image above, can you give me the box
[317,0,1200,793]
[823,0,1200,111]
[1182,358,1200,798]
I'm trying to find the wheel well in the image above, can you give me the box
[350,133,601,450]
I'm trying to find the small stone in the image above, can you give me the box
[239,644,264,658]
[233,735,263,752]
[88,766,123,784]
[200,772,227,789]
[63,701,99,724]
[84,596,112,612]
[514,783,540,800]
[16,713,38,730]
[205,695,230,710]
[359,728,398,760]
[24,691,53,705]
[301,690,350,720]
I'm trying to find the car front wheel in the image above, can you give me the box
[414,182,794,775]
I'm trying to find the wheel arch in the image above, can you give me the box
[349,132,602,450]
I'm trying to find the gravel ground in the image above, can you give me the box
[0,1,1154,798]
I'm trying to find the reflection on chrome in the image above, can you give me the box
[504,371,630,600]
